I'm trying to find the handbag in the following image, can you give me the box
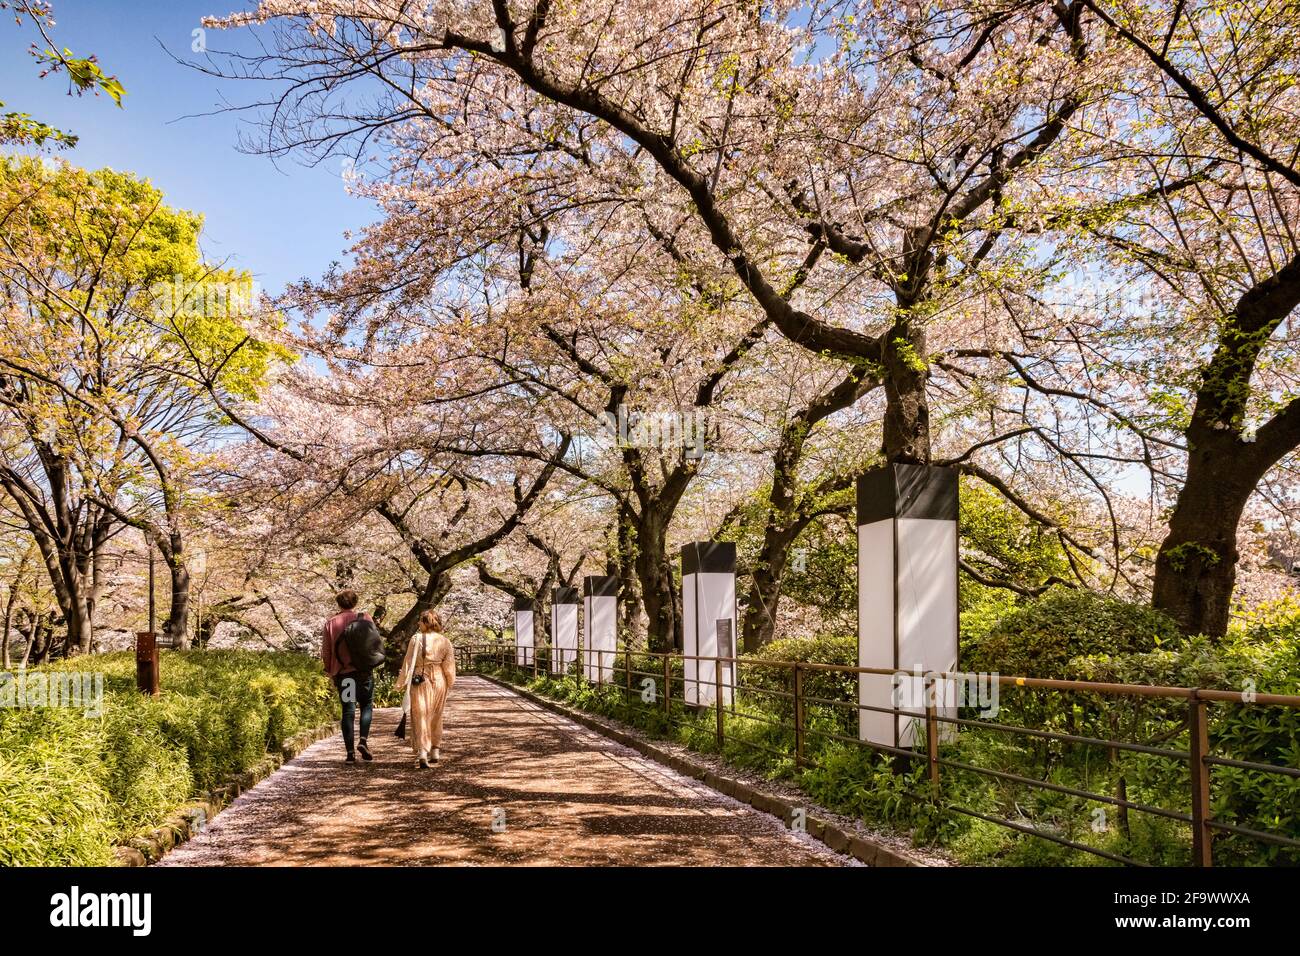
[411,634,428,685]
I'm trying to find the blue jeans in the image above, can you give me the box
[335,671,374,754]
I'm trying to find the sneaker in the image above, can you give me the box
[431,748,440,762]
[358,740,373,761]
[418,757,430,769]
[345,753,357,764]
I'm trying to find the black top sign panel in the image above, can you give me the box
[552,586,580,605]
[583,575,620,597]
[680,541,737,575]
[856,463,958,525]
[513,595,534,611]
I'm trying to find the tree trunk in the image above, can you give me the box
[1151,432,1258,637]
[614,501,644,646]
[19,610,34,667]
[635,511,679,653]
[742,523,802,653]
[196,605,214,648]
[1150,254,1300,635]
[25,612,51,665]
[41,544,91,656]
[1,597,11,669]
[163,538,191,649]
[386,572,452,660]
[741,563,780,653]
[64,597,93,657]
[880,320,931,465]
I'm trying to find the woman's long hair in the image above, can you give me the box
[418,609,444,633]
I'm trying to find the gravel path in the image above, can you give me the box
[160,676,852,866]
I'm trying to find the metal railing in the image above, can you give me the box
[457,642,1300,867]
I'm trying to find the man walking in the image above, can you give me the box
[322,589,375,763]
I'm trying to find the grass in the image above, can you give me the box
[0,649,336,866]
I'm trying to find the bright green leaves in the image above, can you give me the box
[4,5,127,151]
[0,104,78,148]
[160,273,294,403]
[36,47,126,107]
[889,335,927,374]
[0,156,286,507]
[1163,541,1223,572]
[960,478,1072,589]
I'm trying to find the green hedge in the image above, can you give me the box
[964,588,1183,679]
[742,633,856,735]
[0,650,335,866]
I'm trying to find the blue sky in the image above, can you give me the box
[0,0,373,296]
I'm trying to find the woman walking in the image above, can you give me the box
[395,609,457,768]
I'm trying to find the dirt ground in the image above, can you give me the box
[159,676,851,866]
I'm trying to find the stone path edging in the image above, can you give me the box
[479,674,925,867]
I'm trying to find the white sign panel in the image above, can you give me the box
[583,576,618,683]
[551,587,579,675]
[857,465,959,749]
[514,603,534,666]
[681,543,736,707]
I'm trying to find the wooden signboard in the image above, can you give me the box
[136,631,160,696]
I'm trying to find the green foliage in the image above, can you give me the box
[960,478,1071,587]
[966,589,1181,680]
[966,589,1185,748]
[890,336,927,374]
[0,105,78,148]
[0,708,117,866]
[800,743,946,838]
[477,592,1300,866]
[776,518,857,628]
[1164,541,1221,571]
[371,668,406,708]
[0,650,335,866]
[101,697,193,833]
[35,48,126,106]
[0,156,293,400]
[959,584,1017,646]
[743,633,856,734]
[1072,617,1300,865]
[958,477,1073,645]
[1,8,126,151]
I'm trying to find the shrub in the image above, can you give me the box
[102,698,193,832]
[966,588,1181,680]
[0,649,336,865]
[742,633,856,734]
[0,708,117,866]
[479,618,1300,867]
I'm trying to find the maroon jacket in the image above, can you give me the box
[321,610,370,678]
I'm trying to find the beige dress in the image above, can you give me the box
[395,631,456,757]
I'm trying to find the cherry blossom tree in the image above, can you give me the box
[1052,0,1300,634]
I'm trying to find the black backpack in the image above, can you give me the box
[337,612,386,672]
